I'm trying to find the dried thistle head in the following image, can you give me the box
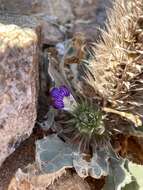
[80,0,143,126]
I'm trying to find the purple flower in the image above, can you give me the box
[59,85,70,97]
[50,88,61,98]
[50,86,70,110]
[53,99,64,109]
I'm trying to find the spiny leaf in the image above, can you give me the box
[73,148,109,178]
[73,152,90,178]
[36,135,73,174]
[102,159,132,190]
[91,149,109,177]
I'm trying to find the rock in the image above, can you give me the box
[0,0,74,24]
[49,173,91,190]
[72,21,99,41]
[0,0,33,14]
[68,0,112,40]
[0,13,40,166]
[41,21,64,44]
[0,0,73,44]
[8,171,91,190]
[69,0,98,19]
[32,0,74,24]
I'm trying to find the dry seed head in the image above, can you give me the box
[83,0,143,118]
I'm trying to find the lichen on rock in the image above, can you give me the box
[0,15,40,166]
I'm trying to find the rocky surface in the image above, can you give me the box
[0,0,74,24]
[40,21,64,45]
[0,14,40,166]
[0,0,112,44]
[0,0,73,44]
[8,172,91,190]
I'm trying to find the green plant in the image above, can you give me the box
[35,0,143,188]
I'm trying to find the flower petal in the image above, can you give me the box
[50,88,61,98]
[53,99,64,109]
[59,85,70,97]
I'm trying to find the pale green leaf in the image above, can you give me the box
[102,159,132,190]
[36,135,73,173]
[73,148,109,178]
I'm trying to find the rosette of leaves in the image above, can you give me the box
[56,100,112,150]
[37,87,123,179]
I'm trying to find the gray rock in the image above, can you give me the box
[0,0,74,24]
[0,14,40,166]
[40,21,64,44]
[0,0,73,44]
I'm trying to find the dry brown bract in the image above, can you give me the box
[82,0,143,123]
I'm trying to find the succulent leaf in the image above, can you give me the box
[36,135,73,173]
